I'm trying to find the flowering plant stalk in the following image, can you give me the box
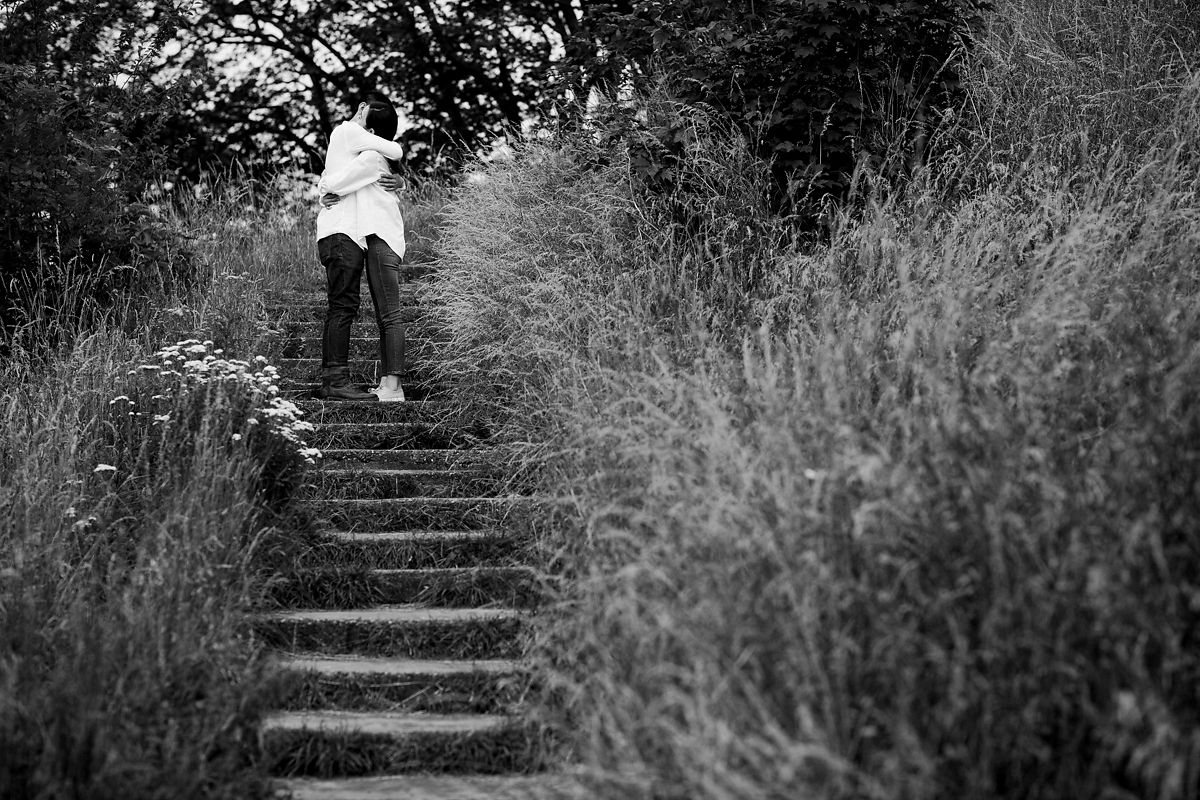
[102,339,318,513]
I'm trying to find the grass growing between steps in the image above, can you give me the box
[423,2,1200,798]
[0,176,326,799]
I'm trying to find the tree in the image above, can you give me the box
[0,0,194,336]
[149,0,589,176]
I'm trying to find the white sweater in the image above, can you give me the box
[315,121,407,258]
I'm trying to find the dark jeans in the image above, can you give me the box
[317,233,364,380]
[364,234,406,376]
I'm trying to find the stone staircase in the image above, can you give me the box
[255,271,577,799]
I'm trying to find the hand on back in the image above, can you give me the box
[377,172,407,195]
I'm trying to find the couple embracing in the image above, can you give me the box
[314,91,409,403]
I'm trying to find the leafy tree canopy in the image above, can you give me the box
[145,0,588,177]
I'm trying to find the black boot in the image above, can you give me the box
[315,375,377,401]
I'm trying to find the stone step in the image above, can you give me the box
[274,303,428,325]
[304,497,528,532]
[277,358,440,385]
[271,265,435,295]
[280,336,445,361]
[293,399,461,425]
[307,422,481,450]
[271,654,524,713]
[310,468,501,499]
[261,709,541,777]
[270,567,541,609]
[281,380,446,402]
[271,317,447,343]
[295,529,518,570]
[268,285,420,311]
[319,449,499,470]
[254,605,526,659]
[315,422,488,450]
[274,773,583,800]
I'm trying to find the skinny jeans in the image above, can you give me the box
[364,234,406,376]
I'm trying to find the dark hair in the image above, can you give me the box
[362,91,398,141]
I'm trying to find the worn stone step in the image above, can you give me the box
[268,285,420,311]
[274,773,583,800]
[271,266,435,297]
[280,336,443,360]
[304,497,528,532]
[311,467,501,499]
[277,358,440,384]
[261,709,541,777]
[255,605,526,659]
[270,567,540,609]
[307,422,481,450]
[271,654,525,713]
[274,303,428,325]
[272,317,446,343]
[281,380,446,402]
[293,400,461,426]
[295,529,518,570]
[319,449,499,471]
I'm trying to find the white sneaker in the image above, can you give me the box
[371,385,406,403]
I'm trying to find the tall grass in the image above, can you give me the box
[424,1,1200,798]
[0,174,323,799]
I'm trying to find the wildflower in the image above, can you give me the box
[153,414,171,423]
[232,433,243,442]
[93,464,117,474]
[109,395,131,405]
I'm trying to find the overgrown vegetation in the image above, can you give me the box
[578,0,991,199]
[425,0,1200,797]
[0,175,323,799]
[0,0,195,337]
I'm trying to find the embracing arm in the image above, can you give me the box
[318,151,387,196]
[342,123,405,161]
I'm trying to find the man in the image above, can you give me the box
[314,92,406,401]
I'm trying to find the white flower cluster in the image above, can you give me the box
[121,339,322,465]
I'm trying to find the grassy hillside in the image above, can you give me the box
[424,1,1200,798]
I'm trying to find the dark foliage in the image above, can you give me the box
[575,0,991,204]
[139,0,588,178]
[0,0,195,339]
